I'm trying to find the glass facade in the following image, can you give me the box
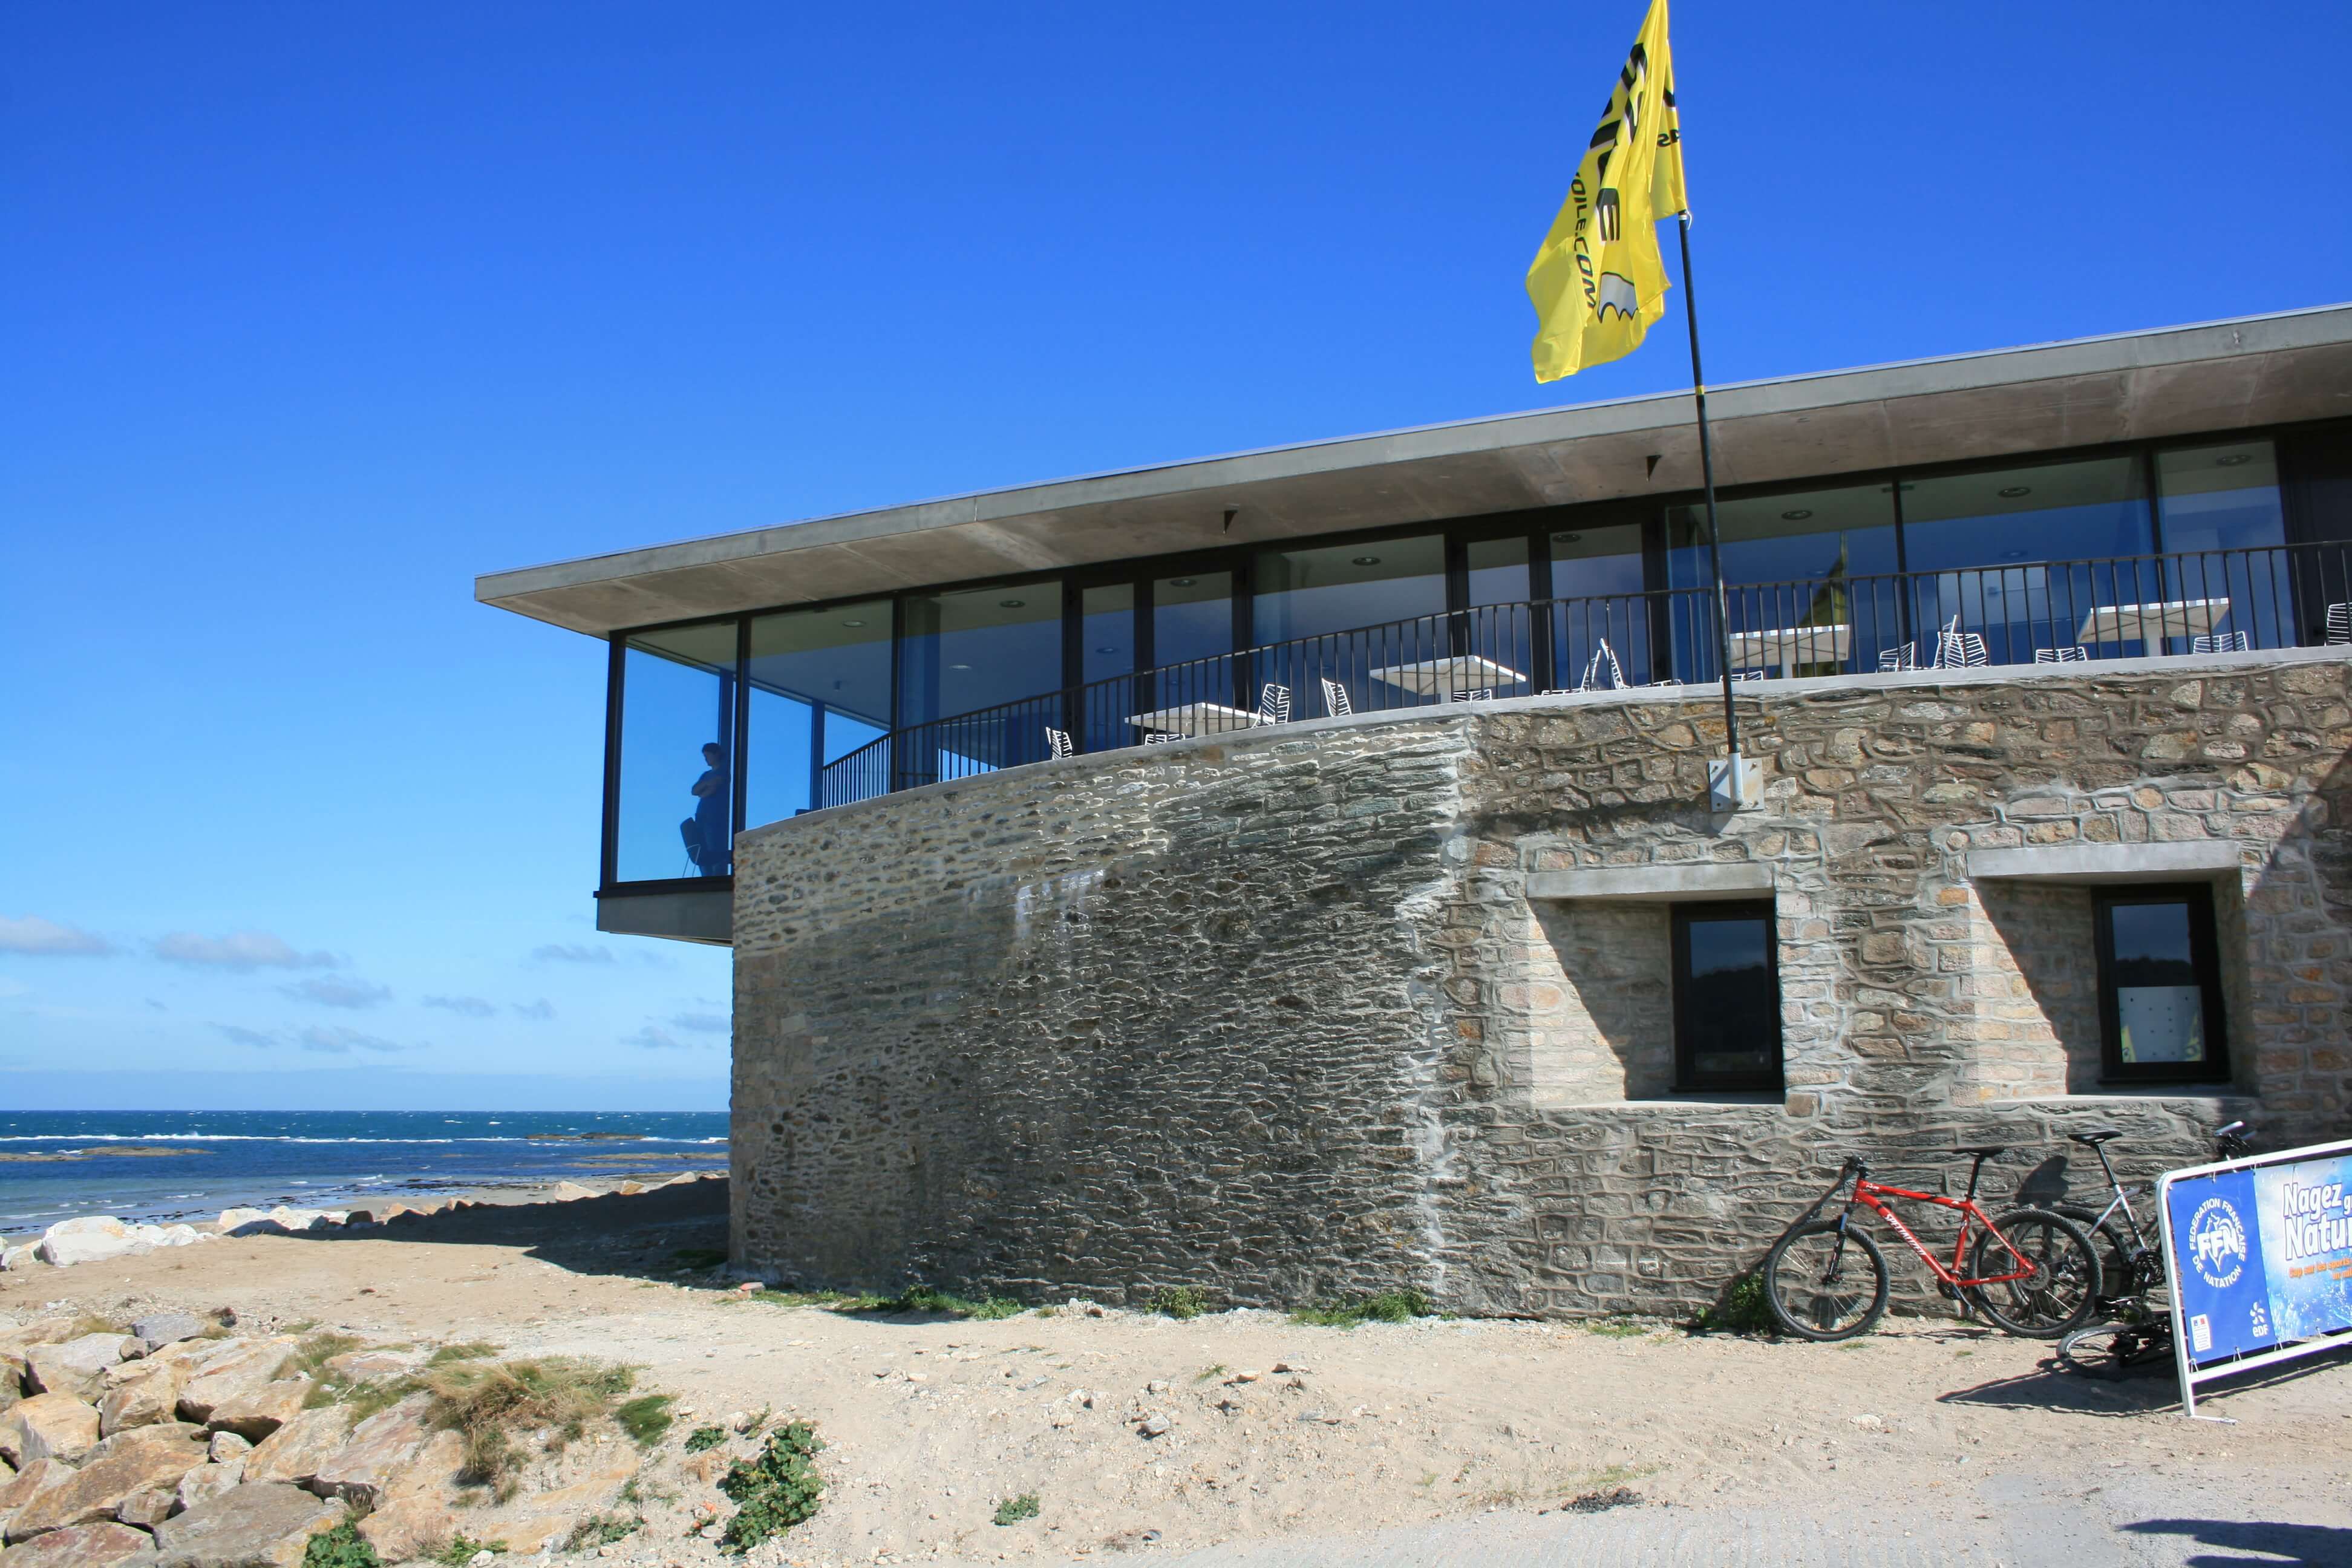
[601,423,2350,886]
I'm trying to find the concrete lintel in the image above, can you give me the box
[1967,841,2247,885]
[596,886,734,946]
[1526,862,1774,903]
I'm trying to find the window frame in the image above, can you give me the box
[1669,900,1785,1094]
[2092,883,2232,1085]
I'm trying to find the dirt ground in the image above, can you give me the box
[6,1181,2348,1567]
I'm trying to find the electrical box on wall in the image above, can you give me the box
[1709,753,1760,812]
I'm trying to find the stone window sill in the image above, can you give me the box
[1541,1093,1787,1111]
[1985,1088,2254,1106]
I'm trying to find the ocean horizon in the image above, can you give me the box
[0,1108,730,1240]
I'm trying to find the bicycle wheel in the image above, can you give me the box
[1968,1207,2101,1338]
[2054,1204,2137,1298]
[2059,1318,2174,1379]
[1762,1221,1889,1342]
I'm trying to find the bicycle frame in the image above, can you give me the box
[1844,1175,2039,1288]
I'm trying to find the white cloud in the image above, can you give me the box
[0,915,114,956]
[296,1025,411,1055]
[155,930,337,972]
[423,995,497,1018]
[669,1013,730,1034]
[532,944,615,965]
[625,1025,695,1051]
[282,977,392,1010]
[211,1023,278,1048]
[512,999,555,1021]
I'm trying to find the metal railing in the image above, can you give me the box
[814,541,2352,811]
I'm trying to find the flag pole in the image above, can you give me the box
[1674,210,1741,760]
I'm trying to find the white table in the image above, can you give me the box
[1125,702,1267,738]
[1365,655,1527,700]
[1726,622,1851,672]
[2077,596,2230,645]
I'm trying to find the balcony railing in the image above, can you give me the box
[815,541,2352,812]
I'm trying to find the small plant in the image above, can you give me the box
[1289,1288,1431,1328]
[684,1424,730,1453]
[304,1523,381,1568]
[1584,1318,1650,1338]
[426,1341,501,1366]
[419,1356,639,1497]
[1034,1305,1059,1318]
[992,1492,1040,1526]
[615,1394,675,1446]
[562,1514,642,1552]
[1192,1364,1227,1383]
[433,1538,506,1567]
[1149,1285,1210,1320]
[717,1421,826,1552]
[1691,1274,1774,1336]
[671,1247,730,1270]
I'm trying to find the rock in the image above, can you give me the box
[2,1395,103,1466]
[150,1482,346,1568]
[98,1362,186,1437]
[113,1486,177,1528]
[304,1397,429,1511]
[27,1339,136,1402]
[174,1459,244,1514]
[207,1433,251,1464]
[318,1350,416,1384]
[216,1210,272,1235]
[0,1322,80,1357]
[616,1181,645,1197]
[7,1424,207,1541]
[128,1316,204,1355]
[264,1209,330,1234]
[3,1350,25,1403]
[2,1520,159,1568]
[204,1380,312,1443]
[34,1220,137,1269]
[549,1183,597,1202]
[243,1408,353,1488]
[1137,1413,1170,1437]
[175,1341,295,1426]
[348,1428,463,1560]
[2,1456,72,1534]
[483,1442,641,1552]
[1,1244,45,1272]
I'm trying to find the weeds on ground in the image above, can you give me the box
[1690,1274,1774,1336]
[684,1424,730,1454]
[302,1523,382,1568]
[561,1514,642,1552]
[1582,1318,1651,1338]
[1192,1364,1227,1383]
[1149,1286,1210,1321]
[716,1422,825,1553]
[722,1284,1022,1319]
[992,1492,1040,1526]
[1289,1289,1430,1328]
[615,1393,675,1446]
[432,1537,506,1566]
[426,1341,501,1366]
[419,1357,638,1498]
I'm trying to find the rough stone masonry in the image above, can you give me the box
[729,650,2352,1318]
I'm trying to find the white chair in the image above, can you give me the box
[1448,687,1496,703]
[2327,603,2351,645]
[1143,730,1179,745]
[1647,677,1683,688]
[1256,683,1292,724]
[1575,639,1627,693]
[1877,644,1918,673]
[1319,678,1353,717]
[1730,669,1765,682]
[2033,645,2089,664]
[1045,727,1074,759]
[1932,615,1988,670]
[2192,631,2250,654]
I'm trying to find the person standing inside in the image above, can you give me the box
[691,742,730,875]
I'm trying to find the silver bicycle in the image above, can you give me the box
[2055,1120,2250,1377]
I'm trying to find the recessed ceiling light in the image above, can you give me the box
[1351,555,1381,566]
[948,662,971,671]
[1780,509,1813,521]
[2001,549,2028,560]
[2216,453,2253,467]
[840,619,866,627]
[1553,532,1583,544]
[1169,577,1197,587]
[1998,486,2032,498]
[998,599,1025,609]
[1093,645,1120,655]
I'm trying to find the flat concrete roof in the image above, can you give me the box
[478,303,2352,637]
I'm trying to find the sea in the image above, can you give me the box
[0,1109,729,1241]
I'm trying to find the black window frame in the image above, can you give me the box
[2092,883,2231,1085]
[1669,900,1785,1094]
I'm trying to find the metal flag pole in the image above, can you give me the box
[1675,210,1746,787]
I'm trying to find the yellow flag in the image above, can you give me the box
[1525,0,1688,382]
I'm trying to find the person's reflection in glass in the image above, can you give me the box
[691,743,730,875]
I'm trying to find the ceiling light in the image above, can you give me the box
[840,619,866,627]
[948,662,971,671]
[1553,532,1583,544]
[2216,453,2253,467]
[1169,578,1196,587]
[1780,509,1813,521]
[998,599,1025,609]
[1093,645,1120,655]
[1351,555,1381,566]
[1998,486,2032,498]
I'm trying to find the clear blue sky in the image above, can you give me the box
[4,2,2347,1111]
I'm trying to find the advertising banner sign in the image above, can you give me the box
[2160,1138,2352,1418]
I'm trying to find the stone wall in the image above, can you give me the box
[730,652,2352,1317]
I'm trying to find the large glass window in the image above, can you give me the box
[1903,455,2153,662]
[1465,535,1536,697]
[1253,535,1446,644]
[1551,520,1652,685]
[1077,583,1137,752]
[2094,885,2229,1084]
[614,622,737,883]
[897,580,1064,786]
[1666,485,1896,679]
[1671,901,1783,1093]
[744,601,893,825]
[2159,440,2288,650]
[1149,569,1236,713]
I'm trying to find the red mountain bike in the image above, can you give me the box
[1761,1146,2102,1342]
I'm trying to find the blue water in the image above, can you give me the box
[0,1109,729,1240]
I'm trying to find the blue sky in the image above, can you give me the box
[3,2,2347,1111]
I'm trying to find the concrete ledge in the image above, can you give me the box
[1526,862,1774,902]
[596,886,733,945]
[1967,841,2248,884]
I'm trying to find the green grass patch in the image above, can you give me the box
[302,1523,381,1568]
[432,1537,506,1567]
[1583,1318,1651,1338]
[717,1421,826,1553]
[1192,1364,1227,1383]
[1289,1288,1430,1328]
[670,1247,729,1270]
[417,1357,638,1499]
[425,1341,501,1366]
[615,1394,675,1447]
[561,1514,642,1552]
[684,1424,729,1453]
[1149,1285,1211,1320]
[992,1492,1040,1526]
[1690,1274,1774,1336]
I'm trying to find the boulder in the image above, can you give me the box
[7,1424,208,1541]
[150,1481,346,1568]
[2,1520,159,1568]
[486,1442,642,1553]
[4,1349,26,1403]
[207,1432,251,1464]
[216,1209,273,1235]
[2,1394,102,1466]
[174,1340,294,1426]
[34,1220,136,1269]
[97,1361,185,1436]
[1,1243,46,1272]
[549,1182,597,1202]
[174,1458,243,1514]
[348,1429,464,1561]
[264,1209,330,1234]
[242,1408,353,1488]
[203,1380,310,1444]
[113,1486,177,1529]
[128,1315,204,1354]
[2,1456,72,1534]
[0,1322,82,1357]
[319,1350,416,1384]
[26,1338,136,1402]
[305,1397,431,1510]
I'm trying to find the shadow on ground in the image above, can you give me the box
[2120,1518,2352,1567]
[1939,1336,2352,1417]
[278,1178,733,1283]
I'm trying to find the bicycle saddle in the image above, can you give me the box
[1951,1145,2009,1158]
[2065,1128,2124,1146]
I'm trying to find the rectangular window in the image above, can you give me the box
[2158,440,2288,651]
[2094,885,2229,1084]
[743,601,893,826]
[1253,535,1447,645]
[613,622,739,883]
[1551,519,1655,686]
[1665,483,1896,679]
[1671,901,1783,1093]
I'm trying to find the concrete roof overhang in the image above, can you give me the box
[477,303,2352,637]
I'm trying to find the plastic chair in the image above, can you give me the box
[2192,632,2250,654]
[2033,646,2089,664]
[1877,644,1918,673]
[1256,683,1292,725]
[1319,678,1353,717]
[1575,639,1627,693]
[1932,616,1988,670]
[1045,727,1074,759]
[2327,603,2351,645]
